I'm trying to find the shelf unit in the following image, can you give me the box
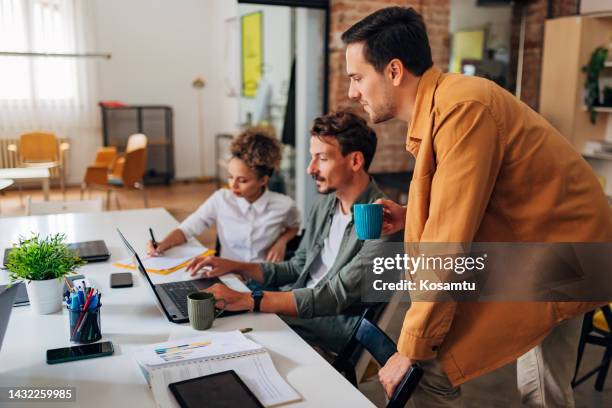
[539,15,612,151]
[100,105,175,185]
[583,152,612,160]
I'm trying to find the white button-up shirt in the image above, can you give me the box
[178,189,301,262]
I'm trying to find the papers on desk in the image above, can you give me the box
[133,331,301,408]
[113,244,213,275]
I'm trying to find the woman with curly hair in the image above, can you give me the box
[147,127,300,262]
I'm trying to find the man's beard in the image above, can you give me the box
[312,174,335,195]
[367,88,396,124]
[370,108,395,124]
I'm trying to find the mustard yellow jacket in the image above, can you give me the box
[398,67,612,386]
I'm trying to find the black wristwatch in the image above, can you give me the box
[251,290,264,312]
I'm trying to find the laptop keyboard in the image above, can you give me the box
[162,281,198,316]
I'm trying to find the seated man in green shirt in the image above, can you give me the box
[187,111,401,353]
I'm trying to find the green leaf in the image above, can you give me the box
[6,233,86,282]
[583,47,609,124]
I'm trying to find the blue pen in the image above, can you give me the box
[88,294,99,310]
[70,293,79,310]
[77,289,85,308]
[69,294,79,328]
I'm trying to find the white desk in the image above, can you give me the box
[0,209,374,408]
[0,168,50,201]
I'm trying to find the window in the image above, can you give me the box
[0,0,78,101]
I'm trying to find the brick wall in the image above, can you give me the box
[328,0,449,173]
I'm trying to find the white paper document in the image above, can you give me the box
[133,331,263,367]
[133,331,301,408]
[116,244,208,271]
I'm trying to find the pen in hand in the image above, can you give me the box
[149,227,158,249]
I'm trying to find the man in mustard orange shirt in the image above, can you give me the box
[342,6,611,407]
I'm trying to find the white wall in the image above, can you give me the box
[93,0,239,180]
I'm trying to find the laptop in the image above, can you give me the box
[116,228,242,323]
[3,240,110,267]
[0,284,19,352]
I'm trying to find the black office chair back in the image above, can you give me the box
[355,318,423,408]
[356,318,398,366]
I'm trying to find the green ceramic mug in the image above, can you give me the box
[187,292,226,330]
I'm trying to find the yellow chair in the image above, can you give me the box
[7,132,70,198]
[81,133,148,209]
[572,304,612,391]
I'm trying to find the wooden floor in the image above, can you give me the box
[1,182,611,407]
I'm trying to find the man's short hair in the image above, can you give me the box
[341,6,433,76]
[310,112,377,171]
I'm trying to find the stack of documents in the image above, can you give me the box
[133,331,301,407]
[114,244,213,275]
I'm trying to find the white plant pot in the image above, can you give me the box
[25,278,63,315]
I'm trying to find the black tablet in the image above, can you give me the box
[168,370,263,408]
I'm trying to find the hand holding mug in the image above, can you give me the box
[374,199,406,236]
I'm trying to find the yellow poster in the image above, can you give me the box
[242,11,263,98]
[450,29,485,73]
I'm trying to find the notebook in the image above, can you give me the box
[133,331,301,408]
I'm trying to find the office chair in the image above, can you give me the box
[81,133,148,209]
[333,306,385,385]
[334,313,423,408]
[7,132,70,199]
[572,304,612,391]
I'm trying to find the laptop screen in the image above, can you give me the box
[0,285,19,352]
[115,228,173,320]
[116,229,154,285]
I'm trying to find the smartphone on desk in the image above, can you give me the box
[110,272,133,288]
[46,341,114,364]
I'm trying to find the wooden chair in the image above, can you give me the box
[7,132,70,199]
[81,134,148,209]
[572,304,612,391]
[26,196,104,216]
[334,315,423,407]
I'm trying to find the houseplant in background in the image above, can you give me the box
[6,233,85,314]
[583,46,608,124]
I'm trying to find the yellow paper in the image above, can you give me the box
[113,249,215,275]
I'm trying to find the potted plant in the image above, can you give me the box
[6,233,85,314]
[583,46,609,124]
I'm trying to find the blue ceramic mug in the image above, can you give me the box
[353,203,383,240]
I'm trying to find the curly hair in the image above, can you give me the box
[230,127,282,178]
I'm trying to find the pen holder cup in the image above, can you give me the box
[68,305,102,344]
